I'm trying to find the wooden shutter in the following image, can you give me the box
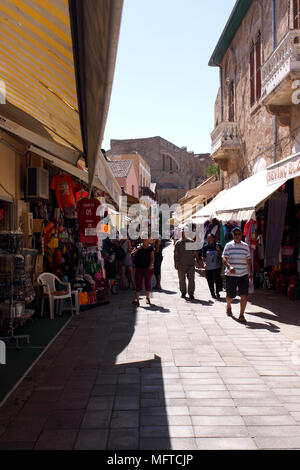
[294,0,300,29]
[228,81,235,121]
[255,33,261,101]
[250,43,255,107]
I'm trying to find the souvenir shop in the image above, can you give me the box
[31,156,115,311]
[191,163,300,301]
[0,150,117,345]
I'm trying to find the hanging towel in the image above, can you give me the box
[264,192,288,268]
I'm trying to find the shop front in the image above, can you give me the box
[188,162,300,301]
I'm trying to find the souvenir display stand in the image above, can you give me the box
[0,232,35,348]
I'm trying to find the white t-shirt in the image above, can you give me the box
[222,240,251,277]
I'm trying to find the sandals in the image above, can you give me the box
[132,300,140,307]
[238,315,247,323]
[146,298,151,305]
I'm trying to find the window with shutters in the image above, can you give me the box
[228,81,235,122]
[250,42,255,107]
[294,0,300,29]
[255,32,261,101]
[250,33,261,107]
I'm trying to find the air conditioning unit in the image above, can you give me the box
[26,167,49,199]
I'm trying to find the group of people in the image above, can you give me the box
[173,226,253,323]
[102,232,164,307]
[104,224,253,323]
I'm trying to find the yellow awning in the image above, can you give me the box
[0,0,123,204]
[0,0,82,152]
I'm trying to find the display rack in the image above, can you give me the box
[0,232,35,348]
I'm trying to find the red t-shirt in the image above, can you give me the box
[50,174,77,208]
[76,190,89,204]
[77,197,101,244]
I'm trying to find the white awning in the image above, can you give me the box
[192,170,286,223]
[192,190,228,223]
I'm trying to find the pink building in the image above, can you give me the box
[107,160,139,198]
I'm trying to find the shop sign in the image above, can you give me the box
[267,154,300,185]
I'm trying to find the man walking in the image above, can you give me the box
[174,228,201,300]
[222,227,253,323]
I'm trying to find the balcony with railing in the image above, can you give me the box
[261,29,300,125]
[139,186,157,201]
[210,121,241,171]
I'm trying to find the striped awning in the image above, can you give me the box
[0,0,82,152]
[0,0,123,205]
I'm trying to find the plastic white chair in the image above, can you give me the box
[37,273,74,320]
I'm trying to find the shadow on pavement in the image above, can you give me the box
[232,315,280,333]
[186,298,214,306]
[248,289,300,329]
[0,291,171,450]
[141,304,170,313]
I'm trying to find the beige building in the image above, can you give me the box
[109,137,212,205]
[209,0,300,189]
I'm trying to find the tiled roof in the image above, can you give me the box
[107,159,133,178]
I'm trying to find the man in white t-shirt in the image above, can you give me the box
[222,227,253,323]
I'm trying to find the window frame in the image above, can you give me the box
[228,80,235,122]
[293,0,300,29]
[249,32,262,108]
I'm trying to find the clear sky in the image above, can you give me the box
[102,0,237,154]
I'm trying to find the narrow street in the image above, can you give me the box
[1,242,300,450]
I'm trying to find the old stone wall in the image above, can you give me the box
[214,0,296,188]
[109,137,212,204]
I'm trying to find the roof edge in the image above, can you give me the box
[208,0,253,67]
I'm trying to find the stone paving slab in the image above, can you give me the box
[1,243,300,450]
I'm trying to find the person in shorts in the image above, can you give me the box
[222,227,253,323]
[131,233,154,306]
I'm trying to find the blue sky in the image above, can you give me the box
[103,0,237,154]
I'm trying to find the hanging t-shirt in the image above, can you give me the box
[77,197,101,245]
[50,174,77,208]
[76,190,89,204]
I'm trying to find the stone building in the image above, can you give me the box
[209,0,300,188]
[108,137,212,205]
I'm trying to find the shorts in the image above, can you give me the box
[135,268,154,292]
[225,275,249,298]
[154,254,163,275]
[123,253,133,268]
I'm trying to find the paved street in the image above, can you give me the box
[1,242,300,450]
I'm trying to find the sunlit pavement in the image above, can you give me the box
[1,242,300,450]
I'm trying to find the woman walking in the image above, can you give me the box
[201,233,223,299]
[120,238,135,289]
[153,233,163,290]
[132,234,154,306]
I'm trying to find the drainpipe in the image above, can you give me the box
[272,0,278,162]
